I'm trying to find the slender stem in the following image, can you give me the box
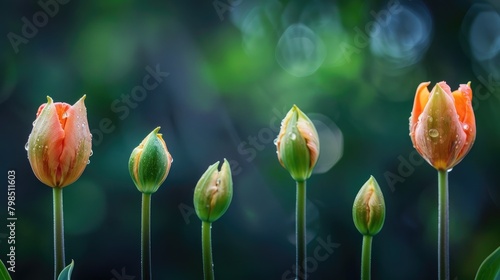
[202,221,214,280]
[53,187,65,280]
[438,170,449,280]
[141,193,152,280]
[361,235,373,280]
[296,180,307,280]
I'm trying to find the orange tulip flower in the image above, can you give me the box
[27,95,92,188]
[409,81,476,171]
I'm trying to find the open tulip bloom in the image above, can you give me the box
[409,81,476,280]
[26,95,92,279]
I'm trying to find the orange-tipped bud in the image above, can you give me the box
[129,127,173,194]
[276,105,320,182]
[352,176,385,236]
[193,159,233,223]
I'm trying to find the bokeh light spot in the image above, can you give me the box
[370,2,432,69]
[276,24,326,77]
[308,113,343,174]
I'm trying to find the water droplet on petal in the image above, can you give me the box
[427,116,433,123]
[87,159,90,165]
[447,168,453,172]
[288,132,297,140]
[463,124,470,131]
[62,112,69,118]
[32,120,36,126]
[89,150,93,157]
[273,138,278,145]
[428,129,439,138]
[24,142,29,151]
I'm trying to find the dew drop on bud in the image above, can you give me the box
[87,159,90,165]
[288,132,297,141]
[24,142,29,151]
[273,138,278,146]
[62,112,69,118]
[427,116,433,123]
[428,129,439,138]
[89,150,93,157]
[463,124,469,131]
[32,120,36,126]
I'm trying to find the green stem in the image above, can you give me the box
[53,187,65,280]
[202,221,214,280]
[438,170,449,280]
[361,235,373,280]
[141,193,152,280]
[296,180,307,280]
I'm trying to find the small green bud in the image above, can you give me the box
[194,159,233,223]
[276,105,320,182]
[352,176,385,236]
[129,127,173,194]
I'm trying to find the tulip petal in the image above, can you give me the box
[58,95,92,187]
[410,82,431,138]
[452,82,476,166]
[28,97,65,187]
[409,81,476,171]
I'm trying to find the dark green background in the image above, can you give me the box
[1,0,499,279]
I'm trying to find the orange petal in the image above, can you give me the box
[409,82,431,147]
[28,97,65,187]
[58,95,92,187]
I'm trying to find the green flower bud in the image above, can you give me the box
[276,105,320,182]
[129,127,173,194]
[194,159,233,223]
[352,176,385,236]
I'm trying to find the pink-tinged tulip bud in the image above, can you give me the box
[352,176,385,236]
[276,105,320,182]
[129,127,173,194]
[409,81,476,171]
[193,159,233,223]
[27,96,92,188]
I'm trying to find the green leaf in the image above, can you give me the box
[0,259,12,280]
[57,260,74,280]
[475,246,500,280]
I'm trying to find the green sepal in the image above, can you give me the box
[280,110,311,182]
[475,246,500,280]
[0,259,12,280]
[57,260,74,280]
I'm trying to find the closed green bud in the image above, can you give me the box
[129,127,173,194]
[352,176,385,236]
[276,105,320,182]
[194,159,233,223]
